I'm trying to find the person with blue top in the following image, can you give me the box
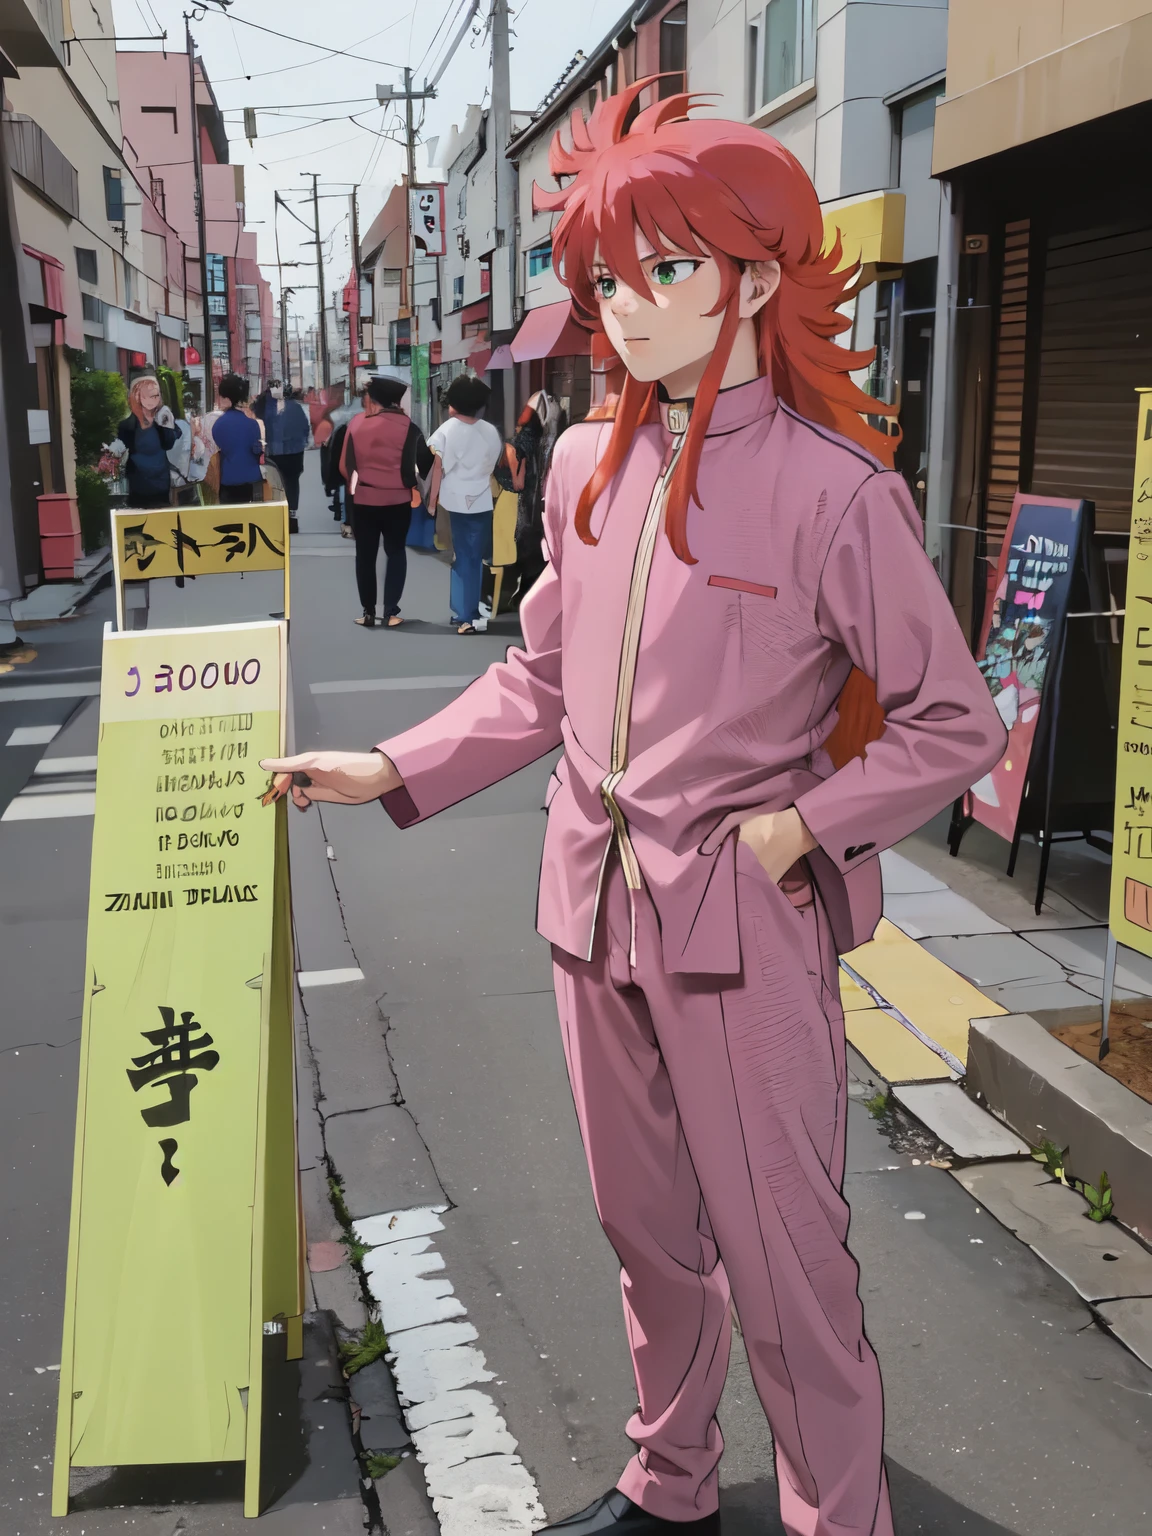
[255,380,311,532]
[211,374,264,504]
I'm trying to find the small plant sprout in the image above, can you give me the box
[864,1091,888,1120]
[339,1320,389,1376]
[1031,1138,1068,1184]
[1077,1171,1114,1223]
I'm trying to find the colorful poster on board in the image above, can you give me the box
[968,494,1089,843]
[1109,387,1152,954]
[53,620,300,1515]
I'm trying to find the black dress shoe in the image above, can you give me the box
[540,1488,719,1536]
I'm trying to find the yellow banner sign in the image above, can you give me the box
[54,620,301,1518]
[112,502,291,630]
[1110,388,1152,956]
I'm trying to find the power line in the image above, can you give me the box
[203,11,411,81]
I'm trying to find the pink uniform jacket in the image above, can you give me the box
[377,376,1007,973]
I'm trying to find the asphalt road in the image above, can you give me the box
[3,459,1151,1534]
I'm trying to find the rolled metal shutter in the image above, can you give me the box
[1031,221,1152,532]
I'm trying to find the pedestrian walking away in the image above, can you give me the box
[256,380,311,532]
[426,375,504,633]
[340,375,433,627]
[211,374,265,505]
[117,375,178,508]
[261,89,1008,1536]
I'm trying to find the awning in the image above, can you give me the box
[467,344,492,374]
[510,300,590,363]
[23,244,66,319]
[460,297,489,327]
[487,344,515,370]
[821,192,905,274]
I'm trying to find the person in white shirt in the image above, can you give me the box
[426,375,504,634]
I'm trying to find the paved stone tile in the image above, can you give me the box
[325,1103,444,1219]
[981,979,1100,1012]
[952,1161,1152,1302]
[883,889,1010,938]
[1094,1297,1152,1371]
[918,933,1065,987]
[879,849,948,894]
[893,1082,1030,1160]
[1023,926,1152,994]
[349,1359,412,1452]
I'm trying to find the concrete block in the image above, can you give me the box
[349,1359,411,1452]
[918,933,1064,987]
[1094,1297,1152,1371]
[363,1235,467,1333]
[375,1449,441,1536]
[883,889,1010,938]
[951,1161,1152,1303]
[325,1103,444,1218]
[893,1082,1030,1160]
[422,1454,545,1536]
[386,1319,495,1407]
[355,1205,448,1250]
[310,1260,369,1336]
[301,1164,343,1245]
[966,1013,1152,1240]
[981,979,1098,1012]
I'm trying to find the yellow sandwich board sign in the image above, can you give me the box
[111,502,291,631]
[53,619,302,1517]
[1104,387,1152,1051]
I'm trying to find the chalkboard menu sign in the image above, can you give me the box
[968,495,1091,843]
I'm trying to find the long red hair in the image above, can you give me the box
[535,82,890,763]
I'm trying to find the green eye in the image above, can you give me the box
[595,275,617,299]
[651,259,701,287]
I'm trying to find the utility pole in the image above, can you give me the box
[184,15,212,397]
[280,286,293,385]
[349,186,360,396]
[302,173,330,390]
[490,0,515,334]
[376,74,436,370]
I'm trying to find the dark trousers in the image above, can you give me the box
[271,453,304,513]
[220,483,255,504]
[354,502,412,617]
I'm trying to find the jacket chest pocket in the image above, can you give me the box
[708,571,793,663]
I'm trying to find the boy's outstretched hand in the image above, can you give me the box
[259,750,402,811]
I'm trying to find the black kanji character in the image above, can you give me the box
[126,1006,219,1127]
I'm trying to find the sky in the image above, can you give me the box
[111,0,618,325]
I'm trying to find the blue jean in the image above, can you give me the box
[448,510,493,623]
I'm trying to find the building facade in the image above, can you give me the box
[931,0,1152,639]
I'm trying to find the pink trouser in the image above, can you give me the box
[552,842,894,1536]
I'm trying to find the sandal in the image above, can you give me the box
[355,610,376,628]
[457,622,478,635]
[387,614,403,628]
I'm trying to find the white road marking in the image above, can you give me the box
[0,682,101,702]
[296,966,365,987]
[2,791,96,821]
[358,1204,545,1536]
[33,756,98,774]
[310,675,480,695]
[6,724,62,746]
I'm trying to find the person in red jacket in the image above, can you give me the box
[340,376,433,627]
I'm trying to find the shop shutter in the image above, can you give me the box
[1031,221,1152,532]
[985,219,1030,557]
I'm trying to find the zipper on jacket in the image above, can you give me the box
[591,431,687,957]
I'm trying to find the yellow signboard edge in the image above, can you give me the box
[111,503,291,633]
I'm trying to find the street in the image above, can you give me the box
[4,460,1150,1533]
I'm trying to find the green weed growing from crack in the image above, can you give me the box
[864,1090,888,1120]
[1076,1171,1114,1223]
[364,1452,402,1479]
[340,1319,389,1376]
[1031,1138,1069,1184]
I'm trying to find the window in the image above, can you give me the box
[103,166,124,223]
[749,0,815,114]
[480,261,491,295]
[141,106,178,132]
[75,247,98,285]
[81,293,103,323]
[452,275,464,308]
[457,182,467,219]
[658,3,687,100]
[150,176,166,220]
[206,253,227,294]
[528,243,553,277]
